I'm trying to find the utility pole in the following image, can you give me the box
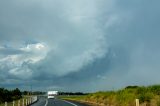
[30,85,32,96]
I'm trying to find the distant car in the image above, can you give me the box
[48,91,58,99]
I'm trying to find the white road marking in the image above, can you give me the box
[44,99,48,106]
[61,100,78,106]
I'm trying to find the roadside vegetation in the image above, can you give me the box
[60,85,160,106]
[0,88,22,104]
[0,96,31,106]
[0,88,42,106]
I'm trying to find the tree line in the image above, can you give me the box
[0,88,22,104]
[59,92,87,95]
[22,91,45,95]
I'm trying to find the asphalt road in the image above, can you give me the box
[30,96,90,106]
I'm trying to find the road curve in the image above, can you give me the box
[30,96,90,106]
[30,96,46,106]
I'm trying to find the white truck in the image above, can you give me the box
[47,91,58,99]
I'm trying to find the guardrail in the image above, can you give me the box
[3,96,38,106]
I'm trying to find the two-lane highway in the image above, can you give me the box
[31,96,90,106]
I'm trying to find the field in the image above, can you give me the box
[60,85,160,106]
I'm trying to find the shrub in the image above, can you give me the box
[149,85,160,95]
[138,92,154,103]
[116,90,136,106]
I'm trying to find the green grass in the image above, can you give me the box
[59,95,86,101]
[60,85,160,106]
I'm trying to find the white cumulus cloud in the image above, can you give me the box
[0,43,49,79]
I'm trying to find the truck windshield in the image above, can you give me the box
[48,94,55,96]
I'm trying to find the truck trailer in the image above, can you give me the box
[47,91,58,99]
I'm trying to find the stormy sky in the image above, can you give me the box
[0,0,160,92]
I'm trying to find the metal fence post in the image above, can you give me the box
[136,99,139,106]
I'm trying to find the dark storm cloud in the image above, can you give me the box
[0,0,160,92]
